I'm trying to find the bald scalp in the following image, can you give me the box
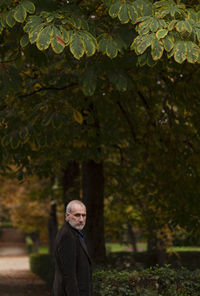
[66,200,86,213]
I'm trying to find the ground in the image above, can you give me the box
[0,228,50,296]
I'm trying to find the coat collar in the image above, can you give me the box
[66,222,92,264]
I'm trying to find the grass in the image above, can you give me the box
[169,246,200,252]
[38,243,200,255]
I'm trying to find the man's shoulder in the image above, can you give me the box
[57,222,77,238]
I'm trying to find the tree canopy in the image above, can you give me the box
[1,0,200,262]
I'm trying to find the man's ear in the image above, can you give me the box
[65,212,69,221]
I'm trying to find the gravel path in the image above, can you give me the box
[0,248,50,296]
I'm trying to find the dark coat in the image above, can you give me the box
[53,222,92,296]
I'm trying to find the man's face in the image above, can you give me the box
[66,203,86,231]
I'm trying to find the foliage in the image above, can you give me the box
[93,265,200,296]
[1,0,200,261]
[2,1,200,65]
[0,175,63,242]
[30,253,200,295]
[107,250,200,270]
[30,253,54,285]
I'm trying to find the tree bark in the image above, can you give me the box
[82,160,106,264]
[127,223,138,252]
[48,198,58,254]
[62,161,80,211]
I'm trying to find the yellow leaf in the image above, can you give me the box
[73,109,83,124]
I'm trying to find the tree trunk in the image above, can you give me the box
[48,198,58,254]
[127,223,138,252]
[147,236,167,266]
[62,161,80,211]
[82,160,106,264]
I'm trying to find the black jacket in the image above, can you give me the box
[53,222,92,296]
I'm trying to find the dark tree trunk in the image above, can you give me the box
[127,223,138,252]
[62,161,80,211]
[48,199,58,254]
[147,236,167,266]
[82,160,106,264]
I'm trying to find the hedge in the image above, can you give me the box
[30,253,54,286]
[30,254,200,296]
[93,266,200,296]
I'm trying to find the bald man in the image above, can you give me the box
[53,200,92,296]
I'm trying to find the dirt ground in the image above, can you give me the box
[0,251,50,296]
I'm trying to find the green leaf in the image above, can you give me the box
[168,20,177,31]
[137,18,151,35]
[162,35,174,52]
[108,70,127,91]
[106,38,118,59]
[118,3,129,24]
[23,16,43,33]
[29,23,45,44]
[173,41,187,64]
[51,26,65,54]
[150,18,159,32]
[82,32,97,57]
[6,10,16,28]
[98,35,107,54]
[60,26,70,46]
[176,21,186,33]
[109,1,121,18]
[81,66,97,96]
[36,25,52,51]
[156,29,168,40]
[186,42,199,63]
[70,33,85,59]
[20,34,29,47]
[128,4,138,24]
[151,38,164,60]
[136,33,154,55]
[184,20,193,34]
[14,4,27,23]
[21,0,35,14]
[147,51,157,67]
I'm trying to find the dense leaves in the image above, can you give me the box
[1,0,200,63]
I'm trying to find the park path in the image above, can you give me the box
[0,227,50,296]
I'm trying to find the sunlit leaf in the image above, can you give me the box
[118,3,129,24]
[70,33,85,59]
[36,25,52,50]
[20,34,29,47]
[51,26,65,54]
[174,41,187,64]
[73,109,83,124]
[151,38,164,60]
[6,11,16,28]
[109,0,121,18]
[21,0,35,14]
[14,4,27,23]
[156,29,168,40]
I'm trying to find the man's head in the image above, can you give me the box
[65,200,86,231]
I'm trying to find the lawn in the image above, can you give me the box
[38,243,200,254]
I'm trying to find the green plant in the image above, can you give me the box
[30,253,54,286]
[93,266,200,296]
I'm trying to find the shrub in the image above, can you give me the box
[93,266,200,296]
[106,251,200,270]
[30,253,54,286]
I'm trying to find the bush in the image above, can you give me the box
[106,251,200,270]
[93,266,200,296]
[30,253,54,286]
